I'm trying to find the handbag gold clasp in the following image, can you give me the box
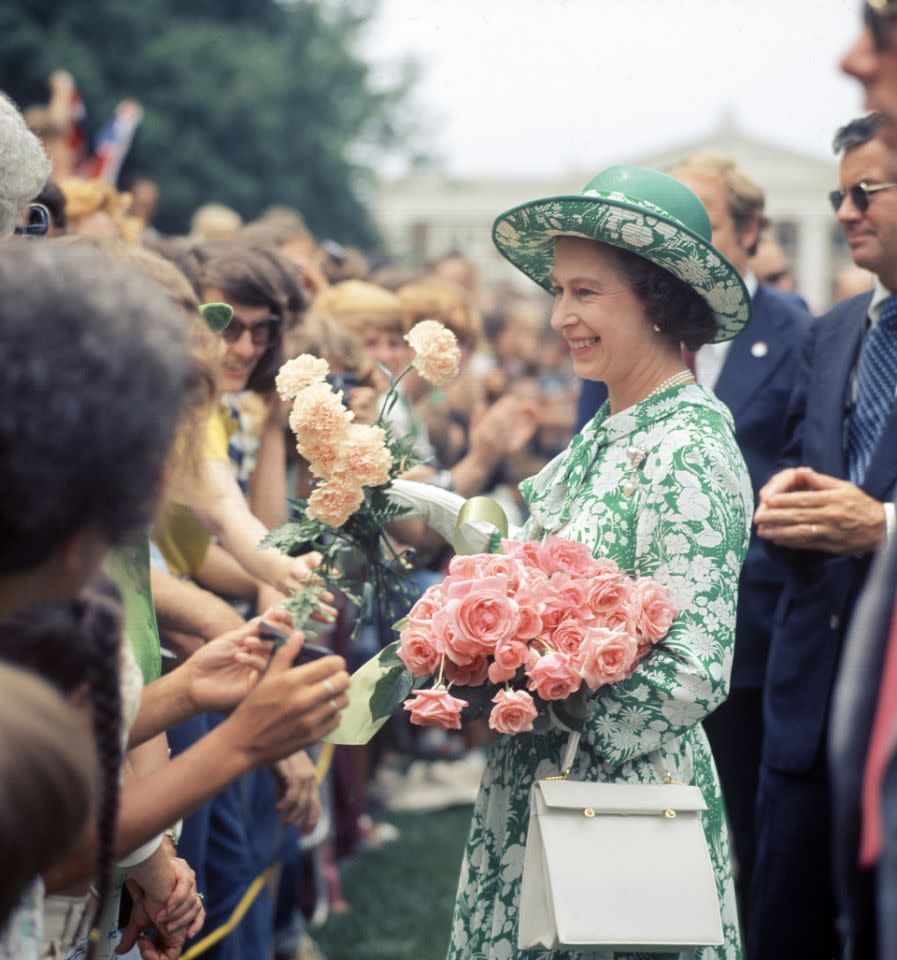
[664,809,677,819]
[583,807,596,818]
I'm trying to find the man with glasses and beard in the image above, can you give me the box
[751,113,897,960]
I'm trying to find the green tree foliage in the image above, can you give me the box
[0,0,417,244]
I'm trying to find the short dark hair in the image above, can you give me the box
[197,244,308,393]
[833,114,884,155]
[613,245,718,351]
[0,243,194,573]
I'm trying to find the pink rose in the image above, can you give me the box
[502,538,547,571]
[403,688,466,729]
[444,655,489,687]
[488,660,517,684]
[539,589,578,633]
[585,571,633,625]
[479,555,525,592]
[580,627,639,690]
[540,536,594,577]
[514,604,544,642]
[589,557,621,578]
[494,637,530,671]
[447,554,486,579]
[526,652,582,701]
[448,577,520,653]
[549,572,593,618]
[408,587,446,628]
[405,320,461,387]
[489,689,539,735]
[397,625,440,677]
[431,607,481,665]
[631,579,678,643]
[550,619,591,663]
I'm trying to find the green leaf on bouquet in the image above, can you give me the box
[282,585,326,629]
[392,616,409,633]
[370,663,415,720]
[325,643,410,746]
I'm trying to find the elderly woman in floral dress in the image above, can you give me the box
[418,166,754,960]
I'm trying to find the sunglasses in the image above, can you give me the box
[13,203,50,238]
[220,313,281,347]
[829,180,897,212]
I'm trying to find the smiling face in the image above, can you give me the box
[203,285,273,394]
[360,326,412,378]
[836,136,897,289]
[548,237,664,388]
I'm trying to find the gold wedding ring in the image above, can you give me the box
[811,524,819,537]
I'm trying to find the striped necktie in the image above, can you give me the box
[847,294,897,485]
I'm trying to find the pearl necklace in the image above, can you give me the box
[645,369,695,401]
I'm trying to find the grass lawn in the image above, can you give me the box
[314,806,473,960]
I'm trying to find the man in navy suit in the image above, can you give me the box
[667,153,811,930]
[752,113,897,960]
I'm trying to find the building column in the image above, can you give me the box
[796,214,832,313]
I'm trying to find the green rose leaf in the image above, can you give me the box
[368,643,413,719]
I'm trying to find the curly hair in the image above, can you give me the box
[0,93,51,238]
[0,243,194,575]
[0,574,123,959]
[612,245,718,351]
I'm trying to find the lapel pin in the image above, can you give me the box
[751,341,769,358]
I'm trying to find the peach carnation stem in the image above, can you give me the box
[374,362,415,429]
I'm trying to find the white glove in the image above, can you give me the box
[387,479,519,553]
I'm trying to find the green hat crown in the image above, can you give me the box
[580,165,712,244]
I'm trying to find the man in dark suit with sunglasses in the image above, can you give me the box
[751,112,897,960]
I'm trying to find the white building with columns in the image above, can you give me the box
[374,114,846,312]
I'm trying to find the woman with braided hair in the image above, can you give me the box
[0,576,203,960]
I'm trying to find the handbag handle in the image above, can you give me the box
[547,731,681,785]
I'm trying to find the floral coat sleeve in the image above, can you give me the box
[447,384,753,960]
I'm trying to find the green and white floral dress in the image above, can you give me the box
[447,383,753,960]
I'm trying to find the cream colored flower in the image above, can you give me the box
[275,354,330,401]
[297,436,343,479]
[306,477,365,528]
[405,320,461,388]
[288,381,354,444]
[337,423,393,488]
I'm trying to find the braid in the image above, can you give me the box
[0,574,124,960]
[78,585,122,960]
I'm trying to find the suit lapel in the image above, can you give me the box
[813,302,867,478]
[714,286,785,419]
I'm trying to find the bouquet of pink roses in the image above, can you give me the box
[392,536,678,735]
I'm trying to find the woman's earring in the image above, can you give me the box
[653,324,662,333]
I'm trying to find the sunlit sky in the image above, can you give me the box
[362,0,869,176]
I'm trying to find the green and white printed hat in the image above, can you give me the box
[492,164,751,343]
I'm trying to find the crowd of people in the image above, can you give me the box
[4,3,897,960]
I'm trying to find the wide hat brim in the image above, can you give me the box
[492,190,751,343]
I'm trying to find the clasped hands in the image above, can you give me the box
[754,466,886,556]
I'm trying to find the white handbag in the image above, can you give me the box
[518,733,724,953]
